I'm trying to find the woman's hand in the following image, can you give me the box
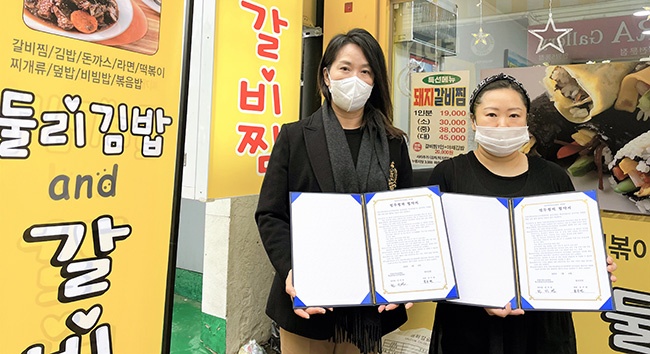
[607,255,618,283]
[378,302,413,313]
[285,269,331,319]
[484,302,525,318]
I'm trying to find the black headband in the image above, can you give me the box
[469,73,531,114]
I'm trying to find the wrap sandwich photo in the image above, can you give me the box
[543,62,636,123]
[615,63,650,121]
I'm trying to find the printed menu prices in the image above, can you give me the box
[409,71,470,167]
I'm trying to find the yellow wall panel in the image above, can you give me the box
[323,0,380,47]
[323,0,392,72]
[304,0,317,26]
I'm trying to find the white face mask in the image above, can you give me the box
[474,125,530,157]
[327,72,373,112]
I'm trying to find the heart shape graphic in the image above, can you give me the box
[63,95,81,112]
[43,314,68,340]
[67,304,102,335]
[261,67,276,82]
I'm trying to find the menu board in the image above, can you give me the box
[408,71,470,167]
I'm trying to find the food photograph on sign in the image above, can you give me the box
[486,61,650,215]
[22,0,161,54]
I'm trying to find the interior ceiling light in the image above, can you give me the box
[633,6,650,19]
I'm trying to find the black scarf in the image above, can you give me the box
[322,103,390,194]
[322,103,391,353]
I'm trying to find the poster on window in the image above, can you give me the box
[408,71,471,167]
[1,0,189,352]
[484,62,650,215]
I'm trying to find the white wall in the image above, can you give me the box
[202,195,274,353]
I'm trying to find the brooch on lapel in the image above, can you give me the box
[388,161,397,190]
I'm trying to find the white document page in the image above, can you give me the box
[512,191,612,311]
[290,192,371,307]
[365,187,457,303]
[441,193,517,308]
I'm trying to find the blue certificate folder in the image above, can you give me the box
[441,190,614,312]
[289,186,458,308]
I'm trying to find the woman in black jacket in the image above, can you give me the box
[255,28,413,354]
[427,73,618,354]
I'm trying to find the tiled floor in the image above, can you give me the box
[170,294,214,354]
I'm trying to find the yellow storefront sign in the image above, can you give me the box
[1,0,189,352]
[208,0,302,199]
[574,212,650,353]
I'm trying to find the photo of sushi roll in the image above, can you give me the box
[607,131,650,213]
[528,94,650,168]
[526,93,579,160]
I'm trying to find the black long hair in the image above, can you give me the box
[317,28,404,138]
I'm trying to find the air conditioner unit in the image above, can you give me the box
[393,0,458,56]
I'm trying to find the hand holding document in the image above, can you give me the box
[290,188,614,312]
[285,270,330,319]
[442,190,614,311]
[289,186,458,308]
[511,191,613,311]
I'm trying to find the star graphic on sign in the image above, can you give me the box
[528,14,573,54]
[472,27,490,46]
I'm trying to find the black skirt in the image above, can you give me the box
[429,302,577,354]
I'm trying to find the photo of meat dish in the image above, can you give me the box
[24,0,119,34]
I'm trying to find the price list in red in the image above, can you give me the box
[408,71,471,166]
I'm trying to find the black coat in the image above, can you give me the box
[255,106,412,339]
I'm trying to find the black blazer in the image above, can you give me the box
[255,106,412,339]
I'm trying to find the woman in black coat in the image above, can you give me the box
[255,28,413,354]
[426,73,618,354]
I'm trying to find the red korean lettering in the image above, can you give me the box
[239,79,265,113]
[236,123,268,154]
[270,7,289,34]
[260,66,282,116]
[257,33,280,60]
[240,0,266,31]
[257,124,280,174]
[272,82,282,116]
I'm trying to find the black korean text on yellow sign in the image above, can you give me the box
[1,0,188,352]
